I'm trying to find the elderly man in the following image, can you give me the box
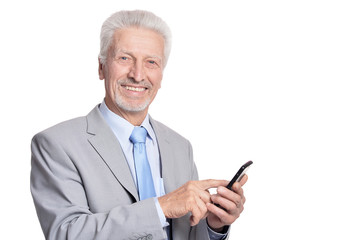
[31,10,247,240]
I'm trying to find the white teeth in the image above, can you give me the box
[125,86,145,92]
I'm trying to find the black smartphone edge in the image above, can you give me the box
[226,160,253,190]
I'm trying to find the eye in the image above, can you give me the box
[145,59,161,69]
[119,56,130,62]
[116,55,132,64]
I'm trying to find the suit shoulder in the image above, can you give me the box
[32,116,87,143]
[150,118,190,144]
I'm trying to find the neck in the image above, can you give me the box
[104,99,148,126]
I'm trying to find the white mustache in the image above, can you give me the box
[117,79,152,89]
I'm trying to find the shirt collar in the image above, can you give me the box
[99,101,155,142]
[141,115,156,142]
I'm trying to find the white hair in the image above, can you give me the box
[99,10,172,67]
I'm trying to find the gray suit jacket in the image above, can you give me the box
[31,105,212,240]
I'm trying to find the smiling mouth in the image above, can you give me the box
[123,86,147,92]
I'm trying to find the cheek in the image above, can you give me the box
[150,72,163,89]
[104,76,120,97]
[104,66,122,90]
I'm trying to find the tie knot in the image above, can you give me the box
[130,126,147,144]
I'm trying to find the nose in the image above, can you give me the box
[128,61,145,82]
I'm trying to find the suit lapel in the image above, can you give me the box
[150,117,178,194]
[86,106,139,201]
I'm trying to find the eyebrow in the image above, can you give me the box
[114,49,163,63]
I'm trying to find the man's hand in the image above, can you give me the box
[206,175,248,232]
[158,179,228,226]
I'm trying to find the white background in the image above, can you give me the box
[1,0,360,239]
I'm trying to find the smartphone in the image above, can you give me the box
[214,160,253,209]
[226,160,253,190]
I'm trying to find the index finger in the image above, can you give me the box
[197,179,229,190]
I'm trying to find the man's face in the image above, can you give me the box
[99,27,164,116]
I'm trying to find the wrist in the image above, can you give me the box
[206,218,228,233]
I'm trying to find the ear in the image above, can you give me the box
[98,58,105,80]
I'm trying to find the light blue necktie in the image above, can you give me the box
[130,126,156,200]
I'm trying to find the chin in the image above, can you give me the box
[115,97,150,113]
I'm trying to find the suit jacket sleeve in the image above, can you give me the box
[30,130,166,240]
